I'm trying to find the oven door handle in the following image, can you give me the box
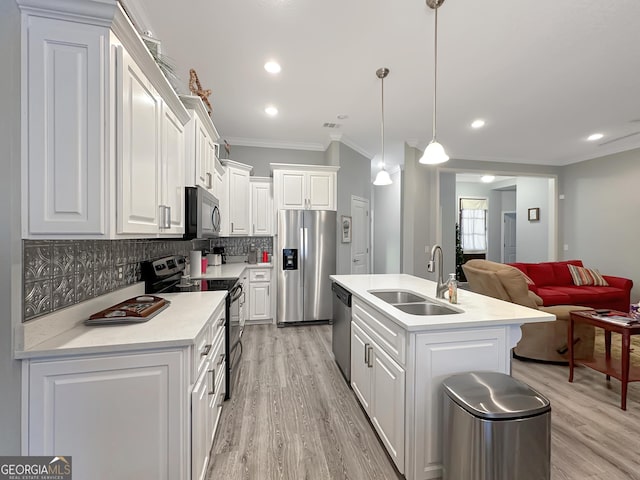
[230,284,243,303]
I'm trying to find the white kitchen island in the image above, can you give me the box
[330,274,554,480]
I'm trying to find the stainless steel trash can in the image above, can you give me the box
[442,371,551,480]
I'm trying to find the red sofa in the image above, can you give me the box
[508,260,633,312]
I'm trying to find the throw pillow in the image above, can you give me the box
[568,264,609,287]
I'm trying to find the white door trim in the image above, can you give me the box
[351,195,370,274]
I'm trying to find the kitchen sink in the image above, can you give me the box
[369,290,427,304]
[394,303,461,316]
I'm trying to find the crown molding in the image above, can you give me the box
[16,0,117,25]
[224,137,326,152]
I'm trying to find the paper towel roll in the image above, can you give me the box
[189,250,202,275]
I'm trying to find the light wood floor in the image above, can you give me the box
[208,324,403,480]
[208,325,640,480]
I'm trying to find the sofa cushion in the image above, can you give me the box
[526,263,556,286]
[568,264,609,286]
[555,285,622,304]
[535,287,572,306]
[552,260,583,285]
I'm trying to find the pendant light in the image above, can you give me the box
[373,67,392,186]
[419,0,449,165]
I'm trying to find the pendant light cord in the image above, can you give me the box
[381,74,385,168]
[432,4,439,142]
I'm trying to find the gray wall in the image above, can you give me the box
[516,177,552,262]
[336,142,372,274]
[0,0,23,454]
[373,168,401,273]
[225,145,326,177]
[401,144,439,279]
[439,172,457,276]
[560,148,640,301]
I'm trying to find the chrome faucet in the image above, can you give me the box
[427,244,447,299]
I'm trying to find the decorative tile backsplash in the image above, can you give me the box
[22,236,273,322]
[22,239,198,322]
[21,237,273,322]
[210,237,273,256]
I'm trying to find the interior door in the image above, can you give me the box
[502,211,517,263]
[351,196,370,274]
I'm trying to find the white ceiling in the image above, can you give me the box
[123,0,640,172]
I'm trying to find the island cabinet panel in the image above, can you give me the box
[353,299,406,365]
[351,318,405,473]
[26,350,188,480]
[409,327,508,480]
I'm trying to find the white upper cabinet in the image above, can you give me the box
[115,44,162,234]
[250,178,273,236]
[160,104,186,235]
[22,16,108,237]
[271,164,339,211]
[180,95,220,195]
[220,160,252,236]
[19,3,190,239]
[212,158,225,201]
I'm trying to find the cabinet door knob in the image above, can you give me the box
[364,342,370,364]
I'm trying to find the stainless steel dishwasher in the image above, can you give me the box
[332,282,352,382]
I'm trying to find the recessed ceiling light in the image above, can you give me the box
[481,175,495,183]
[337,114,349,120]
[587,133,603,141]
[264,61,281,74]
[471,119,486,129]
[265,106,278,116]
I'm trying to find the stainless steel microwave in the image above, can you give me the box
[184,186,221,239]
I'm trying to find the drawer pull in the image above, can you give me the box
[201,344,212,356]
[208,369,215,395]
[217,353,225,366]
[364,343,370,364]
[367,346,374,368]
[217,317,225,327]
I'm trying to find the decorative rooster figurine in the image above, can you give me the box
[188,68,213,114]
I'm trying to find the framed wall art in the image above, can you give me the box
[341,216,352,243]
[528,207,540,222]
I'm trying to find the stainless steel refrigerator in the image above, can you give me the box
[277,210,336,325]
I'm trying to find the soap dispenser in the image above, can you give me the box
[447,273,458,304]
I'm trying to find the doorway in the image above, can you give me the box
[502,211,517,263]
[351,196,370,274]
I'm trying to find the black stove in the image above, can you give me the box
[141,255,243,400]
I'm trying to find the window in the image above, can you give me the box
[459,197,488,253]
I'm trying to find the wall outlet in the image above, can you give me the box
[117,266,124,280]
[563,244,569,251]
[559,194,565,200]
[425,245,430,254]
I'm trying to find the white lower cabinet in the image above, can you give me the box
[248,268,272,323]
[351,320,405,473]
[23,304,227,480]
[26,350,188,480]
[350,296,512,480]
[191,364,210,480]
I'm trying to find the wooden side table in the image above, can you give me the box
[568,310,640,410]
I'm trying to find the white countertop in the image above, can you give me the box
[191,262,272,280]
[16,291,227,359]
[330,274,554,332]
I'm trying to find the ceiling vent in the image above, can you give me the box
[323,122,342,129]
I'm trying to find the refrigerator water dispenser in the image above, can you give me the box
[282,249,298,270]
